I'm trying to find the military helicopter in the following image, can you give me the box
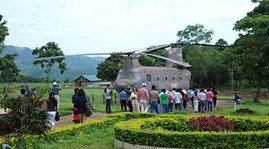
[12,42,225,92]
[113,43,191,92]
[112,42,227,92]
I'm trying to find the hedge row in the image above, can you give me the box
[114,115,269,148]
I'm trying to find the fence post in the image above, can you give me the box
[103,93,105,104]
[92,93,94,104]
[114,92,117,104]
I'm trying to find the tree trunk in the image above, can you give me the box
[191,73,195,87]
[230,71,234,91]
[199,77,203,88]
[254,77,262,103]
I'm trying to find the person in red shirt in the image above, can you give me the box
[206,88,214,112]
[138,83,149,113]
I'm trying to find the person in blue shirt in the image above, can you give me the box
[234,92,241,111]
[119,88,127,112]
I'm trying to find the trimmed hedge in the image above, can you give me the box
[114,115,269,148]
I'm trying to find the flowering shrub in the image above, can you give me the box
[188,115,234,132]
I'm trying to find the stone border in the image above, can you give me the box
[114,139,180,149]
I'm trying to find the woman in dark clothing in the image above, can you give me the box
[127,88,133,112]
[73,89,87,123]
[72,88,80,124]
[212,88,218,108]
[47,93,58,128]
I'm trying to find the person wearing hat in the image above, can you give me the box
[51,82,61,111]
[138,83,149,113]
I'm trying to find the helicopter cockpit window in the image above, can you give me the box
[147,74,151,82]
[165,75,168,81]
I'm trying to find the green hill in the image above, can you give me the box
[1,45,106,82]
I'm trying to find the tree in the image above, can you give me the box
[233,0,269,102]
[0,15,9,53]
[0,54,20,84]
[138,54,156,66]
[221,47,243,91]
[32,42,67,85]
[176,24,228,88]
[215,38,229,47]
[177,24,213,44]
[97,53,123,81]
[139,49,168,66]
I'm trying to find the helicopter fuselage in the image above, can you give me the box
[114,66,191,92]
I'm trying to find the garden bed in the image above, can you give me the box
[114,115,269,148]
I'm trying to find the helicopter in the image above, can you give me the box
[113,43,191,92]
[11,42,226,92]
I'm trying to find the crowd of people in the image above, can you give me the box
[19,82,241,128]
[110,83,220,114]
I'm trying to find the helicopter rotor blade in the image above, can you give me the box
[135,43,172,54]
[134,42,227,55]
[143,53,191,67]
[15,53,112,63]
[176,43,228,48]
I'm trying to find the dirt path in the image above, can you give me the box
[0,100,234,128]
[54,99,234,128]
[54,112,108,128]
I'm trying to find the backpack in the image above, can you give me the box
[85,96,93,117]
[184,94,188,101]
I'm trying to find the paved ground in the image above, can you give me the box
[0,99,234,128]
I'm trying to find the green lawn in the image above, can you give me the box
[212,99,269,116]
[39,125,114,149]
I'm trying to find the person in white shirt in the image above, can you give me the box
[198,89,206,113]
[104,84,113,114]
[193,92,199,112]
[174,89,182,110]
[130,87,140,112]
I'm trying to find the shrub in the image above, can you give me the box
[0,95,50,148]
[187,115,234,132]
[141,117,189,132]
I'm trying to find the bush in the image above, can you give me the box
[188,115,235,132]
[141,117,189,132]
[0,95,50,148]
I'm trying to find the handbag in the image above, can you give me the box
[55,111,60,121]
[85,96,93,117]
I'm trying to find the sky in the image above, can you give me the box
[1,0,257,55]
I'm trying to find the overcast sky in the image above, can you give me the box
[1,0,257,55]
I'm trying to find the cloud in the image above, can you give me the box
[1,0,257,54]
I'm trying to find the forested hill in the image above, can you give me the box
[1,45,106,81]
